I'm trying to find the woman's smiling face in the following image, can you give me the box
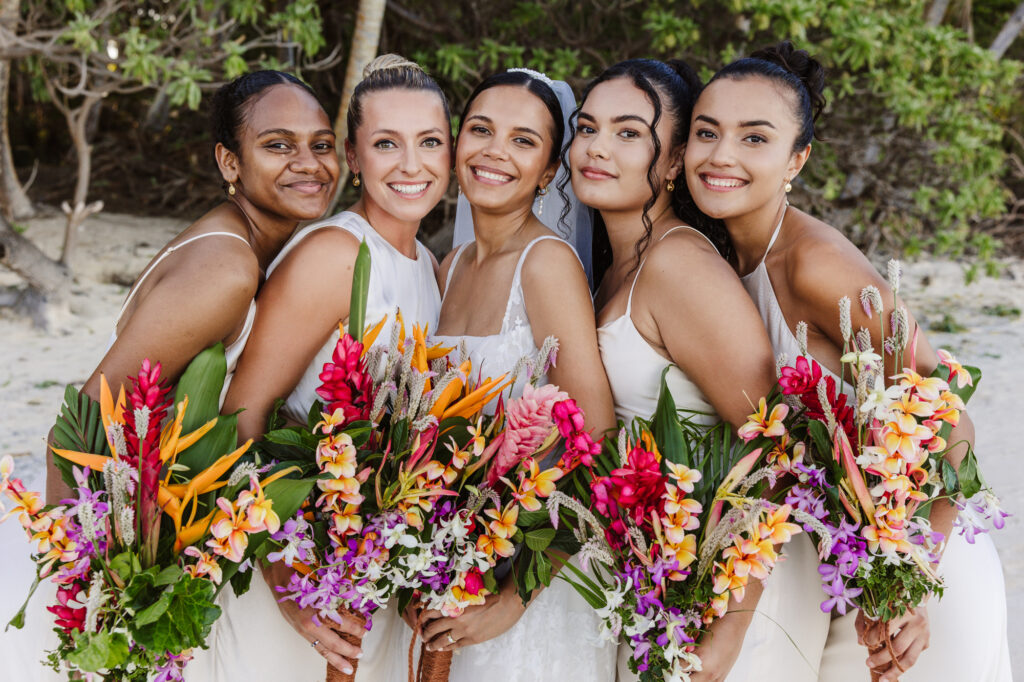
[346,87,452,224]
[569,77,680,213]
[684,76,808,221]
[455,85,558,214]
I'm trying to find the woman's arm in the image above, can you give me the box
[520,239,616,433]
[46,239,258,504]
[223,227,360,441]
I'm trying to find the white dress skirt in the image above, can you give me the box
[187,211,442,682]
[432,236,618,682]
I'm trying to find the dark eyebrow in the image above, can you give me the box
[257,128,336,138]
[465,114,492,125]
[611,114,650,126]
[695,115,718,126]
[740,120,776,129]
[513,126,542,137]
[371,127,445,137]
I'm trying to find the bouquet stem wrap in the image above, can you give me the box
[417,644,452,682]
[326,610,367,682]
[865,618,905,682]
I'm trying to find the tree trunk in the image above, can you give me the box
[0,214,72,327]
[990,1,1024,58]
[925,0,950,26]
[328,0,387,212]
[0,0,34,220]
[59,95,103,267]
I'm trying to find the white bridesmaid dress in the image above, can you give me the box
[741,214,1011,682]
[187,211,441,682]
[432,235,618,682]
[599,225,828,682]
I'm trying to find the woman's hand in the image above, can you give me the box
[418,583,527,652]
[857,605,930,682]
[261,561,365,674]
[688,610,752,682]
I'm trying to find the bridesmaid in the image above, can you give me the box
[683,41,1010,682]
[44,70,339,505]
[219,55,451,681]
[571,58,829,681]
[415,69,618,681]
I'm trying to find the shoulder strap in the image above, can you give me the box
[442,242,471,299]
[625,226,706,315]
[758,203,788,265]
[115,231,250,325]
[502,235,571,328]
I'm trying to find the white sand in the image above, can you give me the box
[0,213,1020,677]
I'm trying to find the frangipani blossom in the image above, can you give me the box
[737,398,789,442]
[937,349,973,388]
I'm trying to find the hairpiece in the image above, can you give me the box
[507,67,555,89]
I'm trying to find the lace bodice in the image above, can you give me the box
[434,236,569,400]
[265,211,441,423]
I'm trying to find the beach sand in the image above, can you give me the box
[1,212,1021,679]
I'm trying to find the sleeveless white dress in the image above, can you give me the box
[187,211,441,682]
[432,236,618,682]
[598,225,826,682]
[741,214,1011,682]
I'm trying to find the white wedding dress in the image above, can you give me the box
[431,235,618,682]
[599,225,828,682]
[187,211,441,682]
[741,214,1011,682]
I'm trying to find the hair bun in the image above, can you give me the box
[362,53,422,80]
[750,41,826,123]
[665,58,703,94]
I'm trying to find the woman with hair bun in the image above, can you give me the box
[684,41,1010,682]
[214,54,453,681]
[570,57,819,681]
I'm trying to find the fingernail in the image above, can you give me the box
[343,667,353,675]
[356,652,363,659]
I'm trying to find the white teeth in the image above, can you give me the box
[704,176,745,188]
[390,182,428,194]
[475,169,511,182]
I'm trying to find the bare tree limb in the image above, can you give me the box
[990,0,1024,58]
[926,0,951,26]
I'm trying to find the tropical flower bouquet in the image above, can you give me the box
[258,243,602,682]
[764,261,1003,681]
[394,343,603,682]
[557,376,821,682]
[1,345,305,682]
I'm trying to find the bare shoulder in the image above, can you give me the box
[645,226,735,285]
[520,237,586,285]
[784,210,886,302]
[273,225,362,285]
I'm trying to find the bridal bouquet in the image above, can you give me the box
[2,345,304,682]
[558,376,819,682]
[764,262,1003,679]
[394,343,603,681]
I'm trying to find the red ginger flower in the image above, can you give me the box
[553,398,600,469]
[316,334,373,427]
[591,445,666,528]
[48,581,88,635]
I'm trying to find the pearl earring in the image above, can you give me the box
[784,179,793,193]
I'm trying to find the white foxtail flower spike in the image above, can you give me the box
[838,296,852,344]
[134,407,151,440]
[775,352,788,379]
[228,462,259,487]
[119,507,135,546]
[890,307,909,353]
[108,423,128,459]
[856,328,872,353]
[84,572,105,633]
[860,285,883,318]
[816,378,838,437]
[887,259,902,294]
[617,428,629,466]
[795,321,809,356]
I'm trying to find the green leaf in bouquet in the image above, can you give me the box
[130,575,220,653]
[536,552,552,586]
[347,239,371,340]
[515,509,550,528]
[651,369,689,467]
[807,420,833,461]
[174,412,241,480]
[524,528,556,552]
[174,343,227,433]
[523,554,537,594]
[52,384,109,488]
[263,476,318,525]
[930,362,981,405]
[555,559,607,610]
[228,564,254,597]
[547,527,582,555]
[264,427,319,450]
[941,459,959,495]
[109,552,135,584]
[155,565,184,587]
[66,630,131,672]
[958,448,982,499]
[5,573,40,631]
[482,569,498,595]
[307,399,325,431]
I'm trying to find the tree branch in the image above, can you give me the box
[990,1,1024,58]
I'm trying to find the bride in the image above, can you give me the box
[212,54,452,682]
[413,68,618,682]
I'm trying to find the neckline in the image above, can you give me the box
[343,210,422,263]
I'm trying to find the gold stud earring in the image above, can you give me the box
[352,174,361,187]
[227,182,236,196]
[784,179,793,193]
[666,179,675,192]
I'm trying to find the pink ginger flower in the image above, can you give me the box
[553,398,600,469]
[487,384,567,486]
[47,581,88,634]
